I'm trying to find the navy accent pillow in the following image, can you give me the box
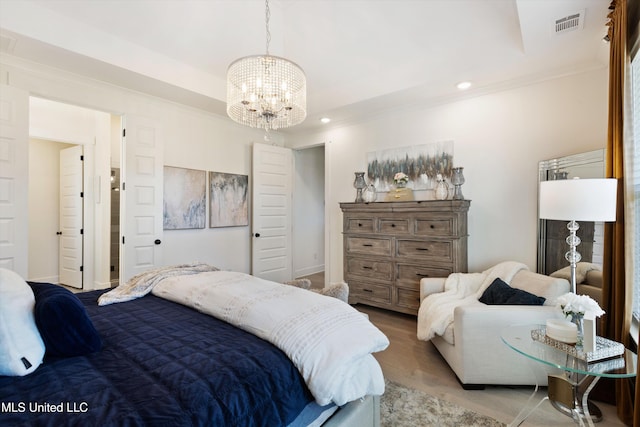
[479,278,546,305]
[27,282,101,357]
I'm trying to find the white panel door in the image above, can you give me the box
[252,143,292,282]
[122,115,163,282]
[59,145,83,288]
[0,85,29,276]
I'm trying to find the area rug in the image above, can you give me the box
[381,381,506,427]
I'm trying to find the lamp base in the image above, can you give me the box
[564,220,582,294]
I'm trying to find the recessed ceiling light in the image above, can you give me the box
[456,81,472,90]
[320,117,331,124]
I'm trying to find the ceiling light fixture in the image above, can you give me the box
[226,0,307,133]
[320,117,331,124]
[456,81,472,90]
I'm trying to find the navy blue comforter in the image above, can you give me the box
[0,291,312,426]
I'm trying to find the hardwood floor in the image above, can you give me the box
[299,272,625,426]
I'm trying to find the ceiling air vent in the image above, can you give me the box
[554,10,584,34]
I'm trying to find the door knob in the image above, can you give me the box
[56,231,62,235]
[154,239,161,245]
[254,233,261,237]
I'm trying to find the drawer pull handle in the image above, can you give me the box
[363,289,373,293]
[416,248,429,251]
[358,223,363,227]
[363,266,373,270]
[391,223,396,227]
[362,244,373,247]
[430,224,435,229]
[416,273,429,277]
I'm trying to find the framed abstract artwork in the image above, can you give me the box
[366,141,454,191]
[209,172,249,228]
[163,166,207,230]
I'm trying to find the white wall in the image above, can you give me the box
[159,108,263,273]
[110,115,121,169]
[287,68,609,284]
[30,97,97,145]
[2,55,281,286]
[4,54,609,287]
[293,145,325,278]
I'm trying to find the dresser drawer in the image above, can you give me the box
[349,281,392,304]
[414,217,455,236]
[396,263,453,282]
[396,288,421,312]
[346,257,393,280]
[396,239,452,261]
[379,218,410,234]
[345,218,375,233]
[346,236,392,256]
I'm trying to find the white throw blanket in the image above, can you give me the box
[146,270,389,406]
[417,261,528,343]
[97,262,219,306]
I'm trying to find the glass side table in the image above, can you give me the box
[501,324,636,427]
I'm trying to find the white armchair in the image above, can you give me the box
[418,269,570,389]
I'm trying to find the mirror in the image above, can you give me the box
[537,149,606,275]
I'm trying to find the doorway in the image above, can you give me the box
[27,96,119,289]
[292,145,325,282]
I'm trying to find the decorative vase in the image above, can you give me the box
[395,181,407,189]
[353,172,367,203]
[451,167,465,200]
[363,184,377,203]
[435,180,448,200]
[570,312,585,348]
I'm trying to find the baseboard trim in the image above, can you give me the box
[294,264,325,278]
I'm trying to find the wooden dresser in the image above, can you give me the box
[340,200,470,315]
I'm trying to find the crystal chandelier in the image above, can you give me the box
[226,0,306,131]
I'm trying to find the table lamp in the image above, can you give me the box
[539,178,617,293]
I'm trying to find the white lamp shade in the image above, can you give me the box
[539,178,617,222]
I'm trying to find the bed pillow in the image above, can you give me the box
[313,283,349,303]
[0,268,45,376]
[28,282,102,357]
[479,278,546,305]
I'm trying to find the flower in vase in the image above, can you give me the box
[436,173,444,182]
[393,172,409,185]
[556,292,605,319]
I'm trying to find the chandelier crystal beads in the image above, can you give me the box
[227,55,306,130]
[226,0,306,131]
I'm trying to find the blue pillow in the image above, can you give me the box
[479,278,546,305]
[27,282,101,357]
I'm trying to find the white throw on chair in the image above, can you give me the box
[416,261,570,389]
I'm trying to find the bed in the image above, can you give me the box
[0,265,388,426]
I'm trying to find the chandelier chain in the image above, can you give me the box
[265,0,271,55]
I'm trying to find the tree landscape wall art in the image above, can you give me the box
[209,172,249,228]
[163,166,206,229]
[367,141,454,191]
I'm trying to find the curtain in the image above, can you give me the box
[602,0,636,425]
